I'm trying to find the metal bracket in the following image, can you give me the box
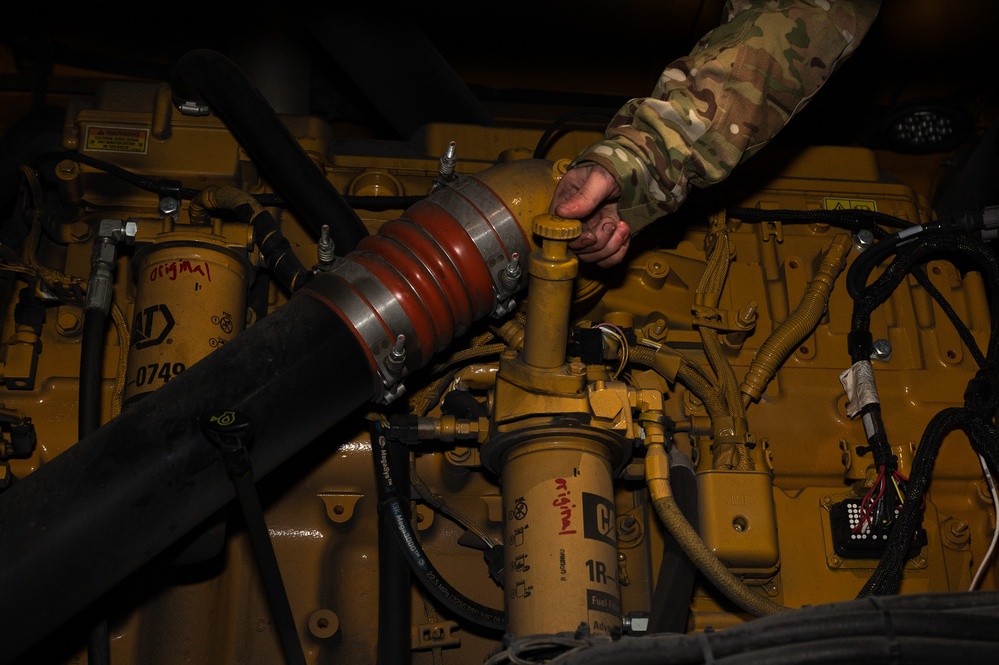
[411,621,461,651]
[691,305,756,333]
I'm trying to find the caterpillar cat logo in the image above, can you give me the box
[130,304,175,349]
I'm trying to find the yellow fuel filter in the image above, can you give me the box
[124,239,251,406]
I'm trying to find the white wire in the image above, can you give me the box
[969,453,999,590]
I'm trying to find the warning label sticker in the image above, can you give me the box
[823,197,878,212]
[85,126,149,154]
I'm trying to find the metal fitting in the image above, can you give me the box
[317,224,336,267]
[622,612,650,635]
[177,100,211,116]
[86,219,137,314]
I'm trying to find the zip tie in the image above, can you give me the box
[697,627,717,665]
[867,596,900,665]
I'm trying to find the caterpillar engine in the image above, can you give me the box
[1,5,999,664]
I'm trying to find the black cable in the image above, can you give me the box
[725,206,912,232]
[912,269,988,367]
[201,411,307,665]
[533,107,617,159]
[40,150,424,214]
[377,421,412,665]
[370,420,505,632]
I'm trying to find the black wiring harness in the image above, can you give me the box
[842,209,999,596]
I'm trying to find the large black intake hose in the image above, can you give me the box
[0,159,551,664]
[0,293,377,664]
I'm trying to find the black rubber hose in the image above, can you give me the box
[170,49,368,253]
[78,309,110,665]
[0,283,380,664]
[648,453,699,634]
[376,421,412,665]
[370,422,505,632]
[549,592,999,665]
[77,310,104,439]
[233,201,310,293]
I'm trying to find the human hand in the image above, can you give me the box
[551,163,631,267]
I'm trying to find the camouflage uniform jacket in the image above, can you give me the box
[573,0,882,233]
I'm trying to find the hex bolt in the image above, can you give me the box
[56,311,83,337]
[871,338,892,362]
[159,196,180,218]
[69,221,91,242]
[854,229,875,252]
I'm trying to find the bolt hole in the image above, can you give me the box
[788,259,799,270]
[333,504,345,515]
[932,265,942,275]
[946,349,957,360]
[798,345,810,355]
[317,618,329,629]
[733,516,749,532]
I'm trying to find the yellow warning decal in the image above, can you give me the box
[85,126,149,154]
[823,197,878,212]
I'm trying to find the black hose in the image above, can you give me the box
[648,452,699,634]
[376,420,412,665]
[77,311,104,439]
[36,152,426,215]
[170,49,368,253]
[725,206,911,231]
[79,309,109,665]
[370,421,505,632]
[532,107,617,159]
[232,201,310,293]
[547,591,999,665]
[0,286,380,664]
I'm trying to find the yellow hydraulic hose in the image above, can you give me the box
[741,234,852,404]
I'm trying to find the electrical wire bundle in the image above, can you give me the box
[840,207,999,597]
[852,464,910,538]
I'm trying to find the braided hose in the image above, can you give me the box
[646,444,789,617]
[741,234,852,403]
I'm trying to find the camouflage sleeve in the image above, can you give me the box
[573,0,882,233]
